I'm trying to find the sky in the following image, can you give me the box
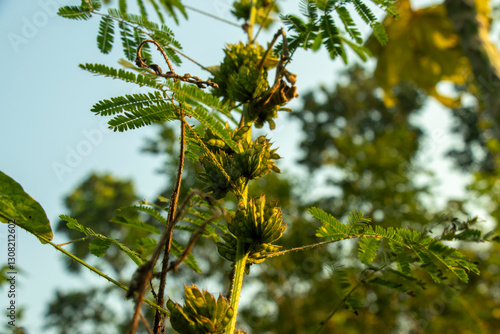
[0,0,471,332]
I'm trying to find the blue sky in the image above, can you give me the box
[0,0,469,332]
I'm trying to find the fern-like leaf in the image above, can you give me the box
[60,214,145,266]
[165,81,231,117]
[136,0,148,18]
[107,102,178,132]
[119,204,169,225]
[118,21,136,61]
[341,37,372,61]
[184,105,237,151]
[108,9,182,50]
[79,63,160,89]
[111,215,161,234]
[358,237,381,264]
[336,6,362,44]
[371,21,388,46]
[150,0,166,23]
[158,0,188,24]
[57,5,93,20]
[320,13,344,60]
[89,238,112,257]
[91,92,166,116]
[352,0,377,24]
[171,239,202,273]
[312,207,350,239]
[97,15,115,54]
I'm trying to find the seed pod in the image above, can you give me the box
[168,285,234,334]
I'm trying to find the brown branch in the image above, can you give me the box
[140,311,154,334]
[128,106,186,334]
[153,105,186,334]
[167,209,222,272]
[136,39,218,89]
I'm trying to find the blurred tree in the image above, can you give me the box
[55,173,140,276]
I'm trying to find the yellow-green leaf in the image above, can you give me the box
[0,171,53,243]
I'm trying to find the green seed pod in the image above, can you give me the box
[228,194,286,244]
[211,42,270,105]
[168,285,234,334]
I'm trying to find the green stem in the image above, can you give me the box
[36,234,168,316]
[226,241,249,334]
[248,0,258,43]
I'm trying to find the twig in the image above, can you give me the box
[57,236,92,247]
[92,11,212,73]
[315,265,389,333]
[21,231,168,317]
[140,312,154,334]
[184,5,242,28]
[128,105,187,334]
[167,209,222,272]
[252,0,277,43]
[153,105,187,333]
[136,39,218,89]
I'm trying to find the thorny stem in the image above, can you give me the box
[136,39,217,89]
[28,232,168,316]
[153,106,186,334]
[248,0,258,43]
[127,97,184,334]
[226,241,250,334]
[137,39,174,73]
[56,236,92,247]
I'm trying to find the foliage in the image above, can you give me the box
[3,0,500,333]
[0,171,53,243]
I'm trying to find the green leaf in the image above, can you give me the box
[184,105,237,151]
[79,63,159,89]
[158,0,187,24]
[0,171,53,244]
[367,277,408,293]
[81,0,102,11]
[107,102,178,132]
[311,207,349,239]
[89,238,112,257]
[61,214,94,236]
[91,92,166,116]
[336,6,362,44]
[119,21,136,61]
[60,214,145,266]
[389,241,411,275]
[97,15,115,54]
[165,81,232,117]
[358,237,381,264]
[352,0,377,24]
[111,216,161,234]
[371,21,388,46]
[171,239,202,273]
[119,204,169,225]
[320,13,344,59]
[57,6,92,20]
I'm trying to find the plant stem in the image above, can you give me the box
[248,0,258,43]
[226,240,249,334]
[153,107,186,333]
[39,235,168,315]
